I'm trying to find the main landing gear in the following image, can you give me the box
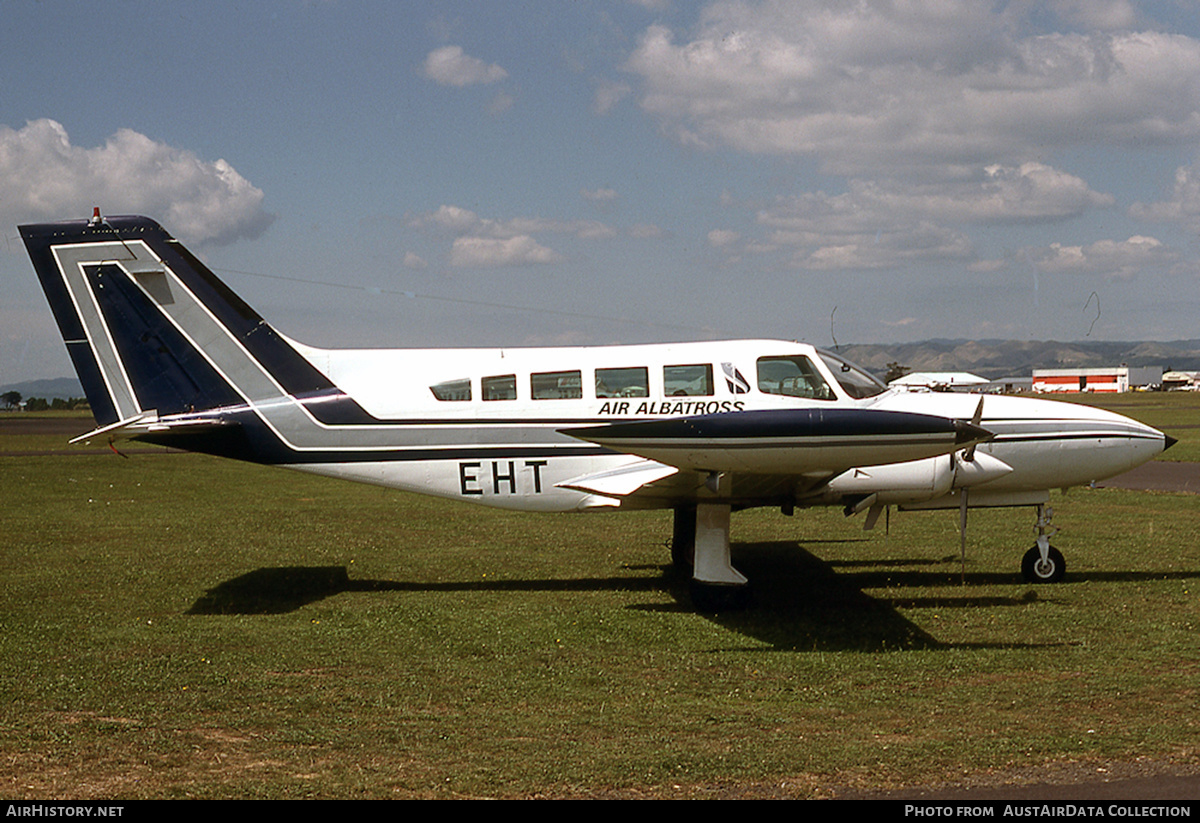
[1021,504,1066,583]
[671,502,750,611]
[670,499,1068,610]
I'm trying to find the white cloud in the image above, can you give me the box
[624,3,1200,179]
[794,222,974,271]
[754,187,979,270]
[769,164,1112,228]
[1130,162,1200,232]
[450,235,562,267]
[408,204,624,267]
[1026,235,1177,278]
[416,204,483,233]
[423,46,509,87]
[732,160,1114,270]
[0,119,273,245]
[409,204,616,241]
[707,228,739,247]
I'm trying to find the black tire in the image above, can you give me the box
[1021,544,1066,583]
[671,505,696,570]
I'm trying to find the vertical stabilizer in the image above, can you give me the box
[20,215,337,430]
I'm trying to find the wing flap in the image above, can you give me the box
[556,460,679,498]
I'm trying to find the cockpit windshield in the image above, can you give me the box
[817,349,889,399]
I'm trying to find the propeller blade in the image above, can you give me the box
[962,396,985,462]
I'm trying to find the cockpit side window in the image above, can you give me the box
[817,350,889,399]
[430,378,472,401]
[756,355,835,400]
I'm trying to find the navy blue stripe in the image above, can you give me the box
[20,224,120,425]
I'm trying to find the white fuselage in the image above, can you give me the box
[282,337,1166,513]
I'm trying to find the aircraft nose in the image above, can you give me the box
[1164,434,1178,452]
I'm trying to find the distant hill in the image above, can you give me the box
[0,377,85,401]
[835,340,1200,380]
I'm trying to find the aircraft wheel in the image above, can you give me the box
[689,580,751,612]
[671,541,694,571]
[1021,545,1066,583]
[671,505,696,570]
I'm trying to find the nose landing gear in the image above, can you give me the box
[1021,504,1066,583]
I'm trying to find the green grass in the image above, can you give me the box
[1,400,1199,798]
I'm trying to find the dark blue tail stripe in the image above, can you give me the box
[86,262,246,415]
[22,226,121,425]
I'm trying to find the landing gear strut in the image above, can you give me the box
[1021,504,1066,583]
[671,502,750,611]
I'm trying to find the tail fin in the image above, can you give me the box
[20,214,337,433]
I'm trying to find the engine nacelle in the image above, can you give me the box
[815,451,1013,506]
[822,455,953,505]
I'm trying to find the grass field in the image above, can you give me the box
[1,398,1198,799]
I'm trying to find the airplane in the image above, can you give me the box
[19,212,1174,610]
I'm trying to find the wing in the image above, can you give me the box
[557,407,992,507]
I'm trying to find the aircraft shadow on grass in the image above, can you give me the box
[185,565,666,617]
[681,540,1016,652]
[184,540,1200,652]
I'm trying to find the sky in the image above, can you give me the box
[4,0,1200,384]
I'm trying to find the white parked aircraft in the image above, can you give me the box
[20,213,1173,609]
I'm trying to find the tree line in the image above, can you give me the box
[1,391,90,412]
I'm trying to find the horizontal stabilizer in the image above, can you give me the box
[69,411,160,444]
[555,460,679,498]
[69,412,238,445]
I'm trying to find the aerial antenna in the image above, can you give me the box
[1084,292,1100,337]
[87,206,139,262]
[830,305,839,352]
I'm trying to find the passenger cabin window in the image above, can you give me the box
[596,367,649,398]
[531,370,582,400]
[482,374,517,401]
[756,356,835,400]
[664,364,714,396]
[429,378,472,402]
